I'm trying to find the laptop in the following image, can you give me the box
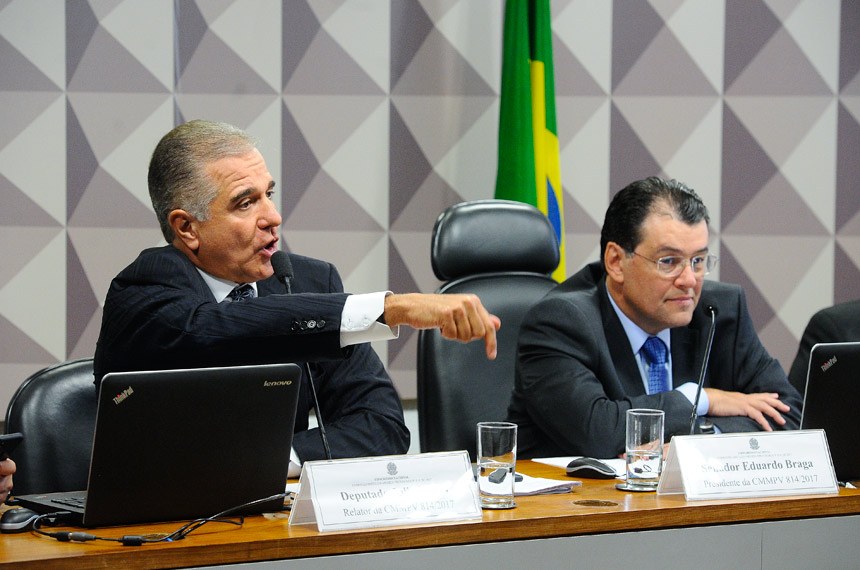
[800,341,860,482]
[13,362,301,527]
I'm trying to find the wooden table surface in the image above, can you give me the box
[2,460,859,569]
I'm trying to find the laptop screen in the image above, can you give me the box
[800,342,860,482]
[15,362,301,527]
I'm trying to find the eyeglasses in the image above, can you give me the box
[631,251,718,278]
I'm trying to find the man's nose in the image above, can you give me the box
[675,261,698,287]
[259,198,282,228]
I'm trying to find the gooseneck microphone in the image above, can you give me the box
[271,250,333,461]
[689,304,718,435]
[271,250,292,294]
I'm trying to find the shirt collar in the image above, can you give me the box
[196,268,258,303]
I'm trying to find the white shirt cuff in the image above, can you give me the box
[676,382,709,417]
[288,447,301,478]
[340,292,399,347]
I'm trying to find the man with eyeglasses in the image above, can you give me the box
[507,177,801,459]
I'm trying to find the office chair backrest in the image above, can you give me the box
[417,199,559,460]
[4,358,97,495]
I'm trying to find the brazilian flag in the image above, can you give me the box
[494,0,565,281]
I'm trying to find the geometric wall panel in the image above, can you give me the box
[0,0,858,415]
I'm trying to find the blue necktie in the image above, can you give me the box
[225,283,255,302]
[641,336,669,394]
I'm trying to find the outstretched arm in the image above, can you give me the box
[383,293,501,359]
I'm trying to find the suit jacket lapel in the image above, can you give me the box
[257,275,286,297]
[596,274,702,393]
[598,280,646,396]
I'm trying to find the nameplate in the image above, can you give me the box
[657,430,838,500]
[288,451,482,531]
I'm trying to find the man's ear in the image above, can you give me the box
[168,210,199,251]
[604,242,627,285]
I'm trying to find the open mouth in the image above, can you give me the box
[262,238,279,256]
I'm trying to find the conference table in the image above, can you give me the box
[2,460,859,569]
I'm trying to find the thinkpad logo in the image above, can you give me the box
[820,355,837,372]
[113,386,134,405]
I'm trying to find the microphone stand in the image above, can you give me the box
[272,251,333,460]
[690,306,717,435]
[304,363,332,460]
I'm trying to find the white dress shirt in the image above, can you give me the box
[606,291,709,416]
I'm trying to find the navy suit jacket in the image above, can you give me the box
[94,245,409,461]
[507,262,801,459]
[788,300,860,395]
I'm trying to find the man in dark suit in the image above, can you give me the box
[94,120,500,468]
[788,300,860,396]
[507,177,801,459]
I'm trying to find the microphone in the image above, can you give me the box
[271,250,332,460]
[689,304,718,435]
[302,362,332,460]
[271,250,293,294]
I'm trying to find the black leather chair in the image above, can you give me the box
[417,199,560,460]
[4,357,97,495]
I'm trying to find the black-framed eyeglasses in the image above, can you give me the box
[631,251,718,278]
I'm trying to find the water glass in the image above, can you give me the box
[619,409,664,491]
[476,421,517,509]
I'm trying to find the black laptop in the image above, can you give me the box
[800,341,860,482]
[13,363,301,527]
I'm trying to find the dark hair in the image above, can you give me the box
[148,120,258,242]
[600,177,710,262]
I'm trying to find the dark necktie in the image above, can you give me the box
[226,283,255,302]
[641,336,669,394]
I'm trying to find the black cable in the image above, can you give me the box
[30,492,289,546]
[158,493,287,543]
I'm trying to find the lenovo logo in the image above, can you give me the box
[263,380,293,387]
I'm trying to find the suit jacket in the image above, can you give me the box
[788,300,860,395]
[507,262,802,459]
[94,245,409,461]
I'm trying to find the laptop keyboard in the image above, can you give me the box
[51,495,86,509]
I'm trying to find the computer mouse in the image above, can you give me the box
[0,507,39,533]
[565,457,617,479]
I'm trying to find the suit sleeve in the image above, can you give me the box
[94,248,349,382]
[707,287,802,433]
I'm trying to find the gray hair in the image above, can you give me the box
[148,120,258,242]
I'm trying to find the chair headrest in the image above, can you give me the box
[431,199,560,281]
